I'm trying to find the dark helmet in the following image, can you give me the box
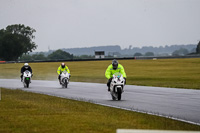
[61,63,65,68]
[112,59,118,70]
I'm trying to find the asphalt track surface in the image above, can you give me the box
[0,79,200,125]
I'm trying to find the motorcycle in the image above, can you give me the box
[22,70,32,88]
[60,71,70,88]
[109,72,125,100]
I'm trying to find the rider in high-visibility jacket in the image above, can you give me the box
[57,63,70,84]
[105,59,127,91]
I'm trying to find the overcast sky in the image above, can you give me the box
[0,0,200,52]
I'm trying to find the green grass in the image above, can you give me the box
[0,59,200,132]
[0,58,200,89]
[0,88,199,133]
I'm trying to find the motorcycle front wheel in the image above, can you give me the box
[24,79,30,88]
[26,82,29,88]
[64,79,68,88]
[117,87,122,100]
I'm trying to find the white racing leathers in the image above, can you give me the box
[109,72,125,100]
[23,70,32,88]
[60,71,70,88]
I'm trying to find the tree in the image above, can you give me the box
[180,48,189,55]
[134,52,143,56]
[172,50,179,56]
[32,53,47,60]
[196,41,200,54]
[48,49,73,60]
[0,24,37,61]
[19,54,33,61]
[145,52,154,56]
[172,48,189,56]
[79,55,94,59]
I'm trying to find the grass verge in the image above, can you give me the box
[0,88,199,133]
[0,58,200,89]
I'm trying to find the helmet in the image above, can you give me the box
[112,59,118,70]
[61,63,65,68]
[24,63,29,66]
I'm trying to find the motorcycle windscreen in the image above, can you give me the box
[113,72,122,77]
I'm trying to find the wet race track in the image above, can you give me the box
[0,79,200,125]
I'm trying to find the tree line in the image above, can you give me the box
[19,49,94,61]
[133,47,196,57]
[0,24,200,61]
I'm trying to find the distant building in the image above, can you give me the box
[95,51,105,59]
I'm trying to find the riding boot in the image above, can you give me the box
[107,79,112,92]
[20,75,23,82]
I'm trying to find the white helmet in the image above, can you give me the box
[24,63,29,66]
[61,63,65,68]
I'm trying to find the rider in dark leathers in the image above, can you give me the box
[20,63,32,82]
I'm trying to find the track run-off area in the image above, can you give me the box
[0,79,200,125]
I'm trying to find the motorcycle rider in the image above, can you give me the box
[57,62,71,84]
[105,59,127,91]
[20,63,32,82]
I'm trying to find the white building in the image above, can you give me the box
[95,51,105,59]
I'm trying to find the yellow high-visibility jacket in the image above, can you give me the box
[57,65,70,75]
[105,64,127,79]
